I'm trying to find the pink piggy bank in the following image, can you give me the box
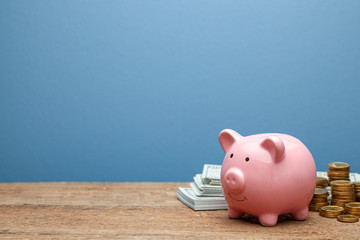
[219,129,316,226]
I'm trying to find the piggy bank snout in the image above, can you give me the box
[224,168,245,193]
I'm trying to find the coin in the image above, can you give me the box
[331,180,351,185]
[321,205,344,211]
[328,170,350,176]
[332,198,355,203]
[327,162,350,183]
[319,205,344,218]
[311,198,329,204]
[316,177,328,188]
[332,198,356,202]
[331,202,346,207]
[345,205,360,214]
[330,177,355,209]
[320,211,342,218]
[314,188,329,198]
[345,202,360,208]
[337,214,359,223]
[309,202,329,211]
[330,180,354,189]
[332,193,355,197]
[328,162,350,171]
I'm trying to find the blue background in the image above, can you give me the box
[1,1,360,182]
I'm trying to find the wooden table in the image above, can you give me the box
[0,182,359,239]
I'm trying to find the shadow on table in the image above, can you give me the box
[239,214,297,226]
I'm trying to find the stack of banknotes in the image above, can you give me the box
[177,164,360,211]
[177,164,228,210]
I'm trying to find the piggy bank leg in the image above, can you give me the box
[292,207,309,221]
[228,207,244,219]
[258,213,278,227]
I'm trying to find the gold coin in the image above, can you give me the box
[328,173,349,177]
[328,174,350,179]
[332,203,345,207]
[331,188,354,192]
[332,199,351,204]
[320,205,344,212]
[329,179,350,183]
[314,188,329,198]
[309,202,329,207]
[328,162,350,171]
[345,211,360,216]
[319,205,344,218]
[332,187,354,191]
[345,208,360,212]
[316,177,328,184]
[346,207,360,212]
[332,198,356,203]
[332,191,355,195]
[331,192,355,196]
[329,178,350,182]
[328,168,350,172]
[316,177,328,188]
[331,180,351,186]
[320,211,342,218]
[332,194,355,198]
[310,201,329,206]
[346,209,360,213]
[329,176,350,179]
[345,202,360,209]
[319,211,336,218]
[337,214,359,223]
[309,202,329,211]
[311,198,328,203]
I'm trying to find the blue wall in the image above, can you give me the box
[1,1,360,182]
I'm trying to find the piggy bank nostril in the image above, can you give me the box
[225,175,238,185]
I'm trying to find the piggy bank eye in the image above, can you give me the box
[245,157,250,162]
[230,153,233,158]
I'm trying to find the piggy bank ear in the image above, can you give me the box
[261,136,285,162]
[218,129,241,153]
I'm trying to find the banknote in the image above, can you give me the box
[201,164,221,185]
[177,187,227,211]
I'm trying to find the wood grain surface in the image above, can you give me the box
[0,182,359,239]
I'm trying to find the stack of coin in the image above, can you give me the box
[337,214,359,223]
[319,205,344,218]
[354,182,360,201]
[330,180,356,207]
[344,202,360,217]
[327,162,350,182]
[309,188,329,211]
[316,177,328,188]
